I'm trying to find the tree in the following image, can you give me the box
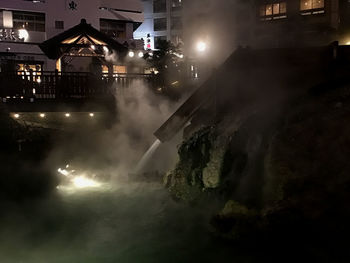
[144,40,185,99]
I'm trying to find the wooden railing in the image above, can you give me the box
[0,71,150,100]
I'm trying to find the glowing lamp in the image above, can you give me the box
[138,51,144,58]
[14,113,20,119]
[18,29,29,41]
[89,113,94,117]
[39,113,46,118]
[196,41,207,52]
[91,45,96,50]
[65,113,70,118]
[128,51,135,58]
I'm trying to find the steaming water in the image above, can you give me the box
[0,181,236,263]
[134,139,162,173]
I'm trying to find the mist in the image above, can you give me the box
[0,81,231,262]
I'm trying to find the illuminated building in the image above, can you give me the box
[0,0,144,72]
[254,0,350,47]
[134,0,183,50]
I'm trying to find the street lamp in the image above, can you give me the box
[196,41,207,53]
[128,51,135,58]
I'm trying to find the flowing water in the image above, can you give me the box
[134,139,162,173]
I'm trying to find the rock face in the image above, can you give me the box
[202,136,227,188]
[165,83,350,252]
[164,127,216,202]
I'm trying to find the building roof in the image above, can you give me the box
[39,19,128,60]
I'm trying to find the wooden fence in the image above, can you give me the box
[0,71,150,100]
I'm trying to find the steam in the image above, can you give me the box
[183,0,253,66]
[42,79,182,183]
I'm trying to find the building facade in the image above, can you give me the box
[0,0,143,72]
[254,0,350,47]
[134,0,183,50]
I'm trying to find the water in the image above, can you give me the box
[134,139,162,173]
[0,182,238,263]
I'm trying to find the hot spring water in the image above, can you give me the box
[135,139,162,173]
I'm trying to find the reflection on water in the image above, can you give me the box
[0,179,238,263]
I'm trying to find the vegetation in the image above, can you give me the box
[144,40,188,100]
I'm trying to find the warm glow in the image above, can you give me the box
[138,51,144,58]
[72,176,101,188]
[89,113,94,117]
[128,51,135,58]
[14,114,20,119]
[196,41,207,52]
[18,29,29,40]
[36,78,41,83]
[103,46,109,53]
[65,113,70,117]
[91,45,96,50]
[39,113,46,118]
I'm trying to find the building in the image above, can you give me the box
[254,0,350,47]
[0,0,144,73]
[134,0,183,50]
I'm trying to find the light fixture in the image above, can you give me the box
[39,113,46,118]
[14,114,20,119]
[138,51,144,58]
[91,45,96,50]
[18,29,29,41]
[36,78,41,83]
[196,41,207,52]
[89,113,94,117]
[128,51,135,58]
[65,113,70,118]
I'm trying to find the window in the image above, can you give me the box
[55,21,64,29]
[153,0,166,13]
[100,19,126,38]
[300,0,324,13]
[154,18,167,31]
[113,65,127,74]
[12,11,45,32]
[154,36,167,49]
[171,0,182,11]
[171,17,182,30]
[260,2,287,20]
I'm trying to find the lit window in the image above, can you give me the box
[13,10,45,32]
[260,2,287,20]
[266,4,273,16]
[113,65,127,74]
[101,65,109,74]
[300,0,324,11]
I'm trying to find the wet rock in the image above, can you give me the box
[202,137,228,188]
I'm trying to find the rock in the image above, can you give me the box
[220,200,251,217]
[202,137,228,188]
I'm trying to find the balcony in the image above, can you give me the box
[0,71,151,111]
